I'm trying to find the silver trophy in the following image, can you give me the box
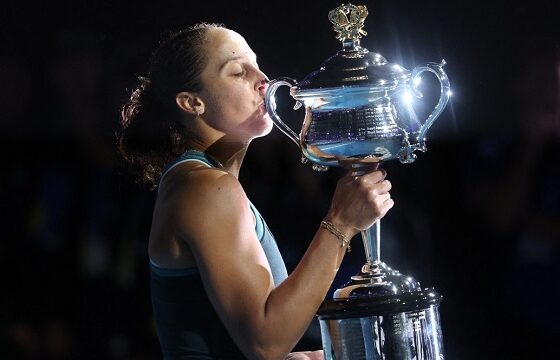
[265,3,450,359]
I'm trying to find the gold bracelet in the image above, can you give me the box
[320,220,351,253]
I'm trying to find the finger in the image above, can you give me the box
[371,195,394,218]
[362,169,387,183]
[384,197,395,207]
[373,179,392,195]
[374,192,392,205]
[381,197,395,214]
[378,167,387,178]
[308,350,325,360]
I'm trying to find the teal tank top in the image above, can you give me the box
[150,150,288,359]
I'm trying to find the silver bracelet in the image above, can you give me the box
[320,220,351,253]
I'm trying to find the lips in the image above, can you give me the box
[258,80,268,95]
[258,102,269,115]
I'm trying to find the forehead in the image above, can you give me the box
[204,28,257,64]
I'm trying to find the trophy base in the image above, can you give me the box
[317,290,445,360]
[322,263,443,360]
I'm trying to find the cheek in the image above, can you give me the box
[206,84,236,109]
[201,90,243,129]
[200,81,255,126]
[215,90,251,118]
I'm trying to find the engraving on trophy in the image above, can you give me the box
[306,106,402,142]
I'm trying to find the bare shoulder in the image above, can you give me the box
[158,162,251,240]
[160,161,247,204]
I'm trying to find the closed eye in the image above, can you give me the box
[233,68,247,77]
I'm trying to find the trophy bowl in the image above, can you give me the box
[265,5,450,171]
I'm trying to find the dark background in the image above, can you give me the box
[2,0,559,359]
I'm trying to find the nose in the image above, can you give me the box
[257,74,269,96]
[257,79,268,96]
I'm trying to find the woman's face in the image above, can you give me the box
[196,28,271,141]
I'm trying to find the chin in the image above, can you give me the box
[251,114,274,139]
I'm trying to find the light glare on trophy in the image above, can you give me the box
[264,3,451,360]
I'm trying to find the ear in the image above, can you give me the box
[176,92,205,116]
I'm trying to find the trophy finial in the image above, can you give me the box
[328,4,368,42]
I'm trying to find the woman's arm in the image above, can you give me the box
[170,167,392,360]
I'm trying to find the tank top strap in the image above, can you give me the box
[159,150,224,187]
[248,201,265,241]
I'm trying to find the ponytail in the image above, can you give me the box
[117,75,179,189]
[116,23,223,189]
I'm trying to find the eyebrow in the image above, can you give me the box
[218,54,258,71]
[219,55,242,71]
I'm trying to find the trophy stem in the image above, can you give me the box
[361,220,380,264]
[338,159,388,283]
[349,220,387,284]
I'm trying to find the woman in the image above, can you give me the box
[117,23,393,360]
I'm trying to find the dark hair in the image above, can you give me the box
[116,22,224,189]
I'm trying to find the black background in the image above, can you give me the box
[2,0,559,359]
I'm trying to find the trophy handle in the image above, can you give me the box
[264,77,301,147]
[410,60,451,149]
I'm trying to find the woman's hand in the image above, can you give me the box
[325,168,393,237]
[286,350,324,360]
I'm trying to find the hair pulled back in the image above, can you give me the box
[117,22,223,189]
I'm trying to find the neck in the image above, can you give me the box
[195,140,249,179]
[184,117,254,178]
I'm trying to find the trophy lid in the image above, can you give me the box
[296,4,410,92]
